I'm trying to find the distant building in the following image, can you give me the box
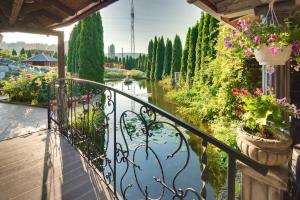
[25,53,58,67]
[107,44,115,58]
[104,62,125,69]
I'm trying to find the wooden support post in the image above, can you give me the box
[57,31,65,78]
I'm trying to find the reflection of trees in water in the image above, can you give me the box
[188,133,227,199]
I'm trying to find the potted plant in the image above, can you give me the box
[225,18,300,66]
[232,88,299,166]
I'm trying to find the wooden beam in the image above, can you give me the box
[20,0,75,17]
[9,0,24,25]
[57,31,65,78]
[0,26,60,36]
[0,1,11,17]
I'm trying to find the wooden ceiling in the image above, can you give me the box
[0,0,118,33]
[188,0,300,26]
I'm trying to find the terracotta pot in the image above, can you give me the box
[254,45,292,65]
[236,125,292,166]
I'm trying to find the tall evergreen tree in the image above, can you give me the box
[186,24,198,87]
[154,37,165,80]
[199,14,211,83]
[179,28,191,86]
[146,40,153,78]
[163,39,172,77]
[208,16,219,58]
[27,50,32,58]
[78,12,104,82]
[150,37,158,80]
[20,48,25,55]
[170,35,182,79]
[194,13,205,83]
[12,49,17,56]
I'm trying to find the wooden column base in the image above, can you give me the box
[237,161,288,200]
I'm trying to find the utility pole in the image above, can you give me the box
[131,0,135,58]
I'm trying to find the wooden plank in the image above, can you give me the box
[0,131,115,200]
[9,0,24,25]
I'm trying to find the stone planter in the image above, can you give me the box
[254,45,292,66]
[236,126,292,166]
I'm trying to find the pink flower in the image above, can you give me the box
[271,47,277,56]
[245,48,253,57]
[268,34,277,43]
[241,88,248,96]
[231,88,240,95]
[292,42,299,54]
[254,36,261,45]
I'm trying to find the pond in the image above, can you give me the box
[104,80,229,200]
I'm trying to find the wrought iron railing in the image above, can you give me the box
[47,78,268,200]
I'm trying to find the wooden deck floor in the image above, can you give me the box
[0,130,115,200]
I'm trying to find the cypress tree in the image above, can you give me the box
[27,50,32,58]
[78,12,104,83]
[12,49,17,56]
[186,24,198,87]
[199,14,211,83]
[208,16,219,58]
[170,35,182,79]
[74,22,82,73]
[150,37,158,80]
[20,48,25,55]
[154,37,165,80]
[68,25,76,73]
[146,40,153,78]
[179,28,191,86]
[194,13,205,83]
[163,38,172,77]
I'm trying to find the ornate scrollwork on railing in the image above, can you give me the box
[118,105,201,200]
[48,78,269,200]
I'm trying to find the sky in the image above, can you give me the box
[1,0,202,54]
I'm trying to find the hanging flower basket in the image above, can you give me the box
[254,45,292,65]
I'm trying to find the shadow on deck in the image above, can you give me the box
[0,130,115,200]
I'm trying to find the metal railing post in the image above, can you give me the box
[113,90,117,196]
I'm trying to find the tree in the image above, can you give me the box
[53,52,58,58]
[20,48,26,56]
[208,16,219,58]
[12,49,17,56]
[154,37,165,80]
[199,14,211,83]
[186,24,198,87]
[150,37,158,80]
[67,24,76,73]
[170,35,182,79]
[27,50,32,58]
[179,28,191,86]
[78,12,104,83]
[146,40,153,78]
[163,38,172,77]
[194,13,205,83]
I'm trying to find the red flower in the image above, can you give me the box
[26,74,32,79]
[241,88,248,96]
[16,69,22,73]
[231,88,240,95]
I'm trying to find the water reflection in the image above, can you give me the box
[106,80,227,199]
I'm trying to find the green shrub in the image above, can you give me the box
[2,71,57,105]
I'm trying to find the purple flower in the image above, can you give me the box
[254,36,261,45]
[292,43,299,52]
[245,48,253,57]
[268,34,277,43]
